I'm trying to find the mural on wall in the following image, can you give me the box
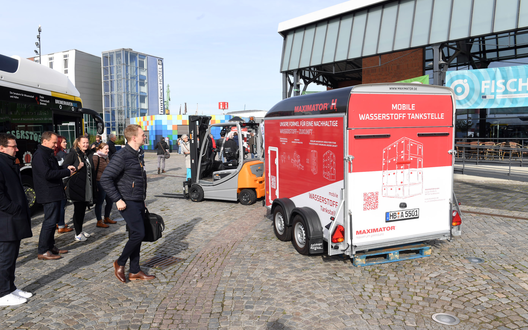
[130,114,243,150]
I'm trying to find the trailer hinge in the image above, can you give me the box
[448,149,457,155]
[345,155,354,162]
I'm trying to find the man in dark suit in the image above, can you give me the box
[101,125,155,283]
[107,134,117,160]
[0,134,33,306]
[32,131,75,260]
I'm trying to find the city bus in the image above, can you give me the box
[0,53,104,211]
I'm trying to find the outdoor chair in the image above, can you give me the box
[508,142,522,159]
[468,141,481,159]
[483,141,499,160]
[455,141,469,158]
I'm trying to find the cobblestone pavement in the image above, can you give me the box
[2,152,528,329]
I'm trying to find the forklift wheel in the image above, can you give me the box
[239,189,257,205]
[189,184,204,202]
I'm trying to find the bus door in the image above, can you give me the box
[53,111,82,146]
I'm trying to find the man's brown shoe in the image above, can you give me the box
[57,227,73,233]
[104,217,117,224]
[96,220,109,228]
[129,270,156,281]
[113,260,126,283]
[37,251,61,260]
[51,246,68,254]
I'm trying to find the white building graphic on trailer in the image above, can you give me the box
[382,137,423,198]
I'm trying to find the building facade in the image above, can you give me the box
[102,48,164,138]
[31,49,103,137]
[279,0,528,142]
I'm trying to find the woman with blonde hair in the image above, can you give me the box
[63,135,95,242]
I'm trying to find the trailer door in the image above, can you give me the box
[347,88,455,251]
[267,146,279,204]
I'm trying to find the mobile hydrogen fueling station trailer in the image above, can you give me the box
[265,83,462,265]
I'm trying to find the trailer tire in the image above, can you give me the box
[239,189,256,205]
[291,215,310,255]
[189,184,204,202]
[273,205,291,241]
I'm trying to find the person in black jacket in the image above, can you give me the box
[63,136,96,242]
[155,137,169,174]
[0,134,33,306]
[107,134,117,160]
[32,132,75,261]
[100,124,155,283]
[54,136,73,233]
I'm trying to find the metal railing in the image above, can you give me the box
[455,142,528,176]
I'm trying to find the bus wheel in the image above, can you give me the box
[189,184,204,202]
[273,205,291,241]
[239,189,256,205]
[291,215,310,255]
[22,176,37,213]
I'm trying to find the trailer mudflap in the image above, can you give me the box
[271,198,296,227]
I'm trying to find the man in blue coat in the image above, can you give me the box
[101,124,155,283]
[0,134,33,306]
[32,132,75,260]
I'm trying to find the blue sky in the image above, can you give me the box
[1,0,346,115]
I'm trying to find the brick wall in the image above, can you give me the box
[362,48,424,84]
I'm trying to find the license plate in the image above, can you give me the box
[386,208,419,222]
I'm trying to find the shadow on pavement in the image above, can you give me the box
[149,217,203,259]
[20,230,129,293]
[267,320,292,329]
[16,219,125,271]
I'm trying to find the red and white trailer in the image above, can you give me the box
[265,83,462,258]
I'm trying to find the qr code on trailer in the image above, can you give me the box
[363,192,379,211]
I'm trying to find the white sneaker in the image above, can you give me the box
[12,289,32,299]
[75,233,87,242]
[0,293,27,306]
[82,231,91,238]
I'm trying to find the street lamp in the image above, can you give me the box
[34,25,42,64]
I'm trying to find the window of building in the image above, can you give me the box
[64,58,68,69]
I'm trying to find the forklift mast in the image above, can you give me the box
[188,115,211,184]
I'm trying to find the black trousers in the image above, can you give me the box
[73,201,88,236]
[117,201,145,274]
[38,201,60,254]
[0,240,20,298]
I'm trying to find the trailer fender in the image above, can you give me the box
[271,198,296,227]
[291,207,324,255]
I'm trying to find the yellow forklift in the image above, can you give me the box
[160,115,265,205]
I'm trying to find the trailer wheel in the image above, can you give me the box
[291,215,310,255]
[189,184,204,202]
[273,206,291,241]
[239,189,256,205]
[22,176,37,213]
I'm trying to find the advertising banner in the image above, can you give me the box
[446,65,528,109]
[265,116,345,224]
[348,93,453,129]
